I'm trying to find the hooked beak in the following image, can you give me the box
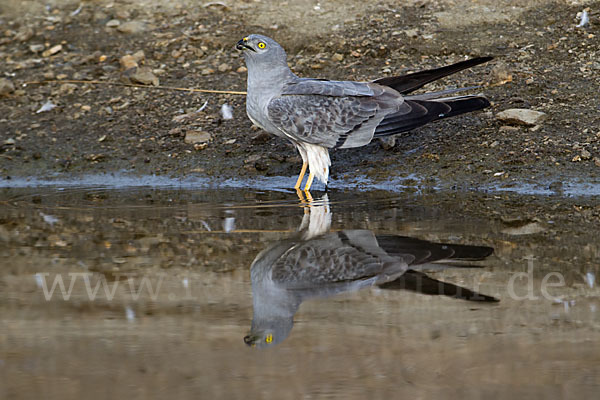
[236,38,255,52]
[243,334,258,347]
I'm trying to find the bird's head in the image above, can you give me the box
[236,34,289,71]
[244,315,294,349]
[243,330,277,348]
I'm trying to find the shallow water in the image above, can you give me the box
[1,184,599,399]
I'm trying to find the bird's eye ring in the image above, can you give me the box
[258,42,266,49]
[265,334,273,343]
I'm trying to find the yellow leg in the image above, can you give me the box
[294,162,308,189]
[304,172,315,192]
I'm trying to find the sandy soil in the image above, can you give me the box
[1,0,600,193]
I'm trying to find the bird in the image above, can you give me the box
[236,34,493,193]
[244,195,497,348]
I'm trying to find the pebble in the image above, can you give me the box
[496,108,547,126]
[217,63,231,72]
[501,221,546,235]
[0,78,15,96]
[58,83,77,95]
[184,131,212,144]
[117,21,147,34]
[29,44,45,53]
[106,19,121,27]
[128,67,159,86]
[332,53,344,62]
[120,54,138,70]
[378,136,396,150]
[42,44,63,57]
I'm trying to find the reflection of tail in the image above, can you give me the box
[379,270,499,302]
[375,235,493,265]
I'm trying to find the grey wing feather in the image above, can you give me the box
[271,230,412,288]
[267,94,382,148]
[282,78,381,97]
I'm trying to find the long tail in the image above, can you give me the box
[374,95,490,137]
[373,56,493,94]
[378,270,499,302]
[374,235,493,265]
[372,57,493,137]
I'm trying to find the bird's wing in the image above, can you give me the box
[268,78,410,148]
[267,93,383,148]
[271,230,413,289]
[281,78,379,97]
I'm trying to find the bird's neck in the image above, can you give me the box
[246,62,296,96]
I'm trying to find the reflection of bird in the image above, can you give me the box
[244,199,496,348]
[236,34,492,192]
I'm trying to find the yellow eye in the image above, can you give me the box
[258,42,266,49]
[265,334,273,343]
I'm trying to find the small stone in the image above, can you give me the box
[3,138,16,145]
[132,50,145,63]
[58,83,77,95]
[106,19,121,27]
[201,68,214,75]
[403,28,419,38]
[128,66,159,86]
[236,66,247,73]
[502,221,546,235]
[117,21,147,34]
[244,154,261,164]
[496,109,546,126]
[56,74,68,80]
[194,143,208,151]
[15,28,34,42]
[491,62,513,85]
[29,44,45,53]
[43,71,55,79]
[0,78,15,96]
[81,105,91,111]
[252,132,271,144]
[184,131,211,144]
[42,44,63,57]
[332,53,344,62]
[217,63,231,72]
[378,136,396,150]
[223,139,237,145]
[120,54,138,70]
[581,149,592,160]
[594,157,600,167]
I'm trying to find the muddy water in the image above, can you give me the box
[1,182,599,399]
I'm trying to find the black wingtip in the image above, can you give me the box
[374,56,494,95]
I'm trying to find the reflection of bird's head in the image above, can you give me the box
[236,34,288,68]
[244,316,294,349]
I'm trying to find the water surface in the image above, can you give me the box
[1,185,599,399]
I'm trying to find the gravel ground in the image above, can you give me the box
[1,0,599,195]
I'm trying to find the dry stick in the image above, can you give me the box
[23,79,247,95]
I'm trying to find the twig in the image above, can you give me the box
[23,79,247,95]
